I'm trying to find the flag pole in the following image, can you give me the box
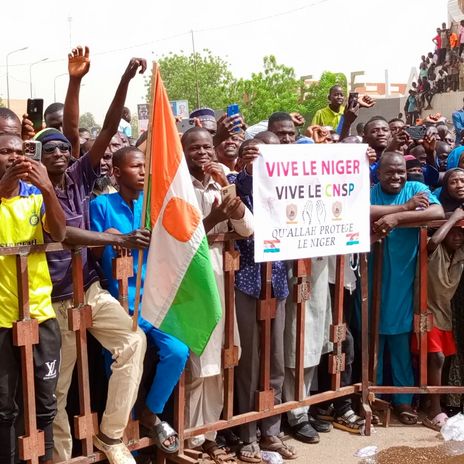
[132,61,158,331]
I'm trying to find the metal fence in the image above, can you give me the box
[7,223,464,464]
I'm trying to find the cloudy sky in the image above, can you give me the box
[1,0,447,122]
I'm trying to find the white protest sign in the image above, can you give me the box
[253,143,371,262]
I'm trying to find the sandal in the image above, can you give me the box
[423,412,448,432]
[237,442,262,463]
[150,421,179,454]
[333,410,365,434]
[395,404,418,425]
[260,436,297,460]
[202,440,237,464]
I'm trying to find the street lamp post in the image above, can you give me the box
[29,58,48,98]
[54,73,67,102]
[6,46,28,108]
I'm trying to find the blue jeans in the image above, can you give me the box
[104,316,189,414]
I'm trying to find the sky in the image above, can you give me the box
[1,0,448,123]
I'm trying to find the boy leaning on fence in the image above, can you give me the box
[412,207,464,431]
[0,133,66,464]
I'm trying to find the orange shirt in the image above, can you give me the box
[450,32,458,48]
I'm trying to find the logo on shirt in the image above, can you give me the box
[44,360,57,380]
[263,239,281,254]
[29,213,39,226]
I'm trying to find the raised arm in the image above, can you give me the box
[87,58,147,169]
[63,46,90,158]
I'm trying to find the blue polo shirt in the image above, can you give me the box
[89,192,147,312]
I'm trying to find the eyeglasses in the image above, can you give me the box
[43,143,70,154]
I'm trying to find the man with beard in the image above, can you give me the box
[92,133,127,197]
[370,152,444,424]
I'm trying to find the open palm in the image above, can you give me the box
[68,45,90,79]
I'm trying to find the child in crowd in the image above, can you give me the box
[90,146,189,454]
[413,207,464,431]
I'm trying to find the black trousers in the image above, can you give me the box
[438,48,447,65]
[0,319,61,464]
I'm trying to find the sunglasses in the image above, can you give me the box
[43,142,70,154]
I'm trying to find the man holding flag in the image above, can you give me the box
[179,127,253,460]
[139,64,252,461]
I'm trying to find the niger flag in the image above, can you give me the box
[141,64,222,356]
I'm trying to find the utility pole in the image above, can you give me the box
[191,30,200,108]
[6,46,28,108]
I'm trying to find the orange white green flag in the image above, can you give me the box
[141,64,222,356]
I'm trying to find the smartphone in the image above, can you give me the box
[27,98,44,133]
[226,103,241,133]
[347,92,358,107]
[23,140,42,161]
[221,184,236,202]
[405,125,427,141]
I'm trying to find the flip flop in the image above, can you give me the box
[423,412,448,432]
[202,441,237,464]
[395,405,418,425]
[237,442,262,463]
[260,436,298,460]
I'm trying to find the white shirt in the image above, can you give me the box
[188,172,253,377]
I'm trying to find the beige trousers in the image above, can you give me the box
[185,370,223,448]
[52,282,146,461]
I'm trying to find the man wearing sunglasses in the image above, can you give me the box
[34,50,149,464]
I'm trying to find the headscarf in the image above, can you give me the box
[445,146,464,170]
[439,167,464,212]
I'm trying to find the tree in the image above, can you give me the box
[0,97,4,107]
[130,113,139,140]
[145,49,236,111]
[79,112,100,130]
[233,55,304,124]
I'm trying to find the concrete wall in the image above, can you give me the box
[355,92,464,127]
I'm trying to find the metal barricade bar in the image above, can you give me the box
[7,219,464,464]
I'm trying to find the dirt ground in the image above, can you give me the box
[283,419,464,464]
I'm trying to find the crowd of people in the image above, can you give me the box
[405,21,464,125]
[2,44,464,464]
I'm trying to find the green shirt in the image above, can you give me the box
[312,105,345,130]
